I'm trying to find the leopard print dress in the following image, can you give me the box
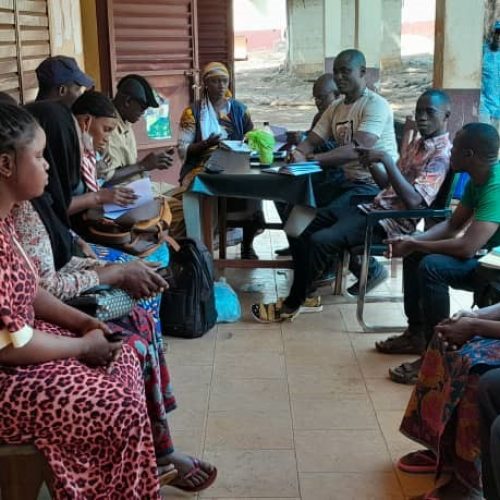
[0,216,161,499]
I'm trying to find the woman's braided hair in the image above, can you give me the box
[0,103,38,155]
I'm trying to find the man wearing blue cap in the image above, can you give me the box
[480,21,500,134]
[35,56,93,107]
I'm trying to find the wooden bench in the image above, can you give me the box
[0,444,52,500]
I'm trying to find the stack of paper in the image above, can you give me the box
[103,177,154,220]
[479,247,500,269]
[262,161,322,176]
[220,140,251,153]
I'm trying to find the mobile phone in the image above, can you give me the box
[106,332,127,342]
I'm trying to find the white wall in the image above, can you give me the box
[288,0,325,75]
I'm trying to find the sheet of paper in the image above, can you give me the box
[104,177,154,216]
[221,140,251,153]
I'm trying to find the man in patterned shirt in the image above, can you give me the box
[252,89,452,322]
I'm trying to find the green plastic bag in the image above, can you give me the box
[245,129,275,165]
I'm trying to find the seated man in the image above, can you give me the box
[98,74,184,237]
[35,55,93,107]
[252,89,451,322]
[251,48,399,321]
[378,123,500,385]
[275,73,341,257]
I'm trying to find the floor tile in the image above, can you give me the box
[216,328,283,354]
[284,342,356,367]
[206,411,293,450]
[291,393,378,430]
[299,472,404,500]
[213,351,286,379]
[169,364,214,391]
[286,359,364,381]
[209,378,290,414]
[365,377,413,411]
[169,387,210,431]
[295,430,393,473]
[287,371,366,396]
[201,450,299,498]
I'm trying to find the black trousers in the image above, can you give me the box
[478,368,500,500]
[284,182,381,309]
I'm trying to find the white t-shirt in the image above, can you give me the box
[312,88,398,183]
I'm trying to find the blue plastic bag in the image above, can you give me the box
[214,278,241,323]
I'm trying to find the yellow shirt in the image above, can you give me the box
[99,114,138,182]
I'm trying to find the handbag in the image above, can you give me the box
[83,196,172,257]
[65,286,135,321]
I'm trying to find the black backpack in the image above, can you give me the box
[160,238,217,338]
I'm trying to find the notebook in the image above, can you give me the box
[262,161,322,176]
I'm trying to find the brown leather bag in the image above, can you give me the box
[84,196,172,257]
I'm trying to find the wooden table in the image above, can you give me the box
[183,149,318,269]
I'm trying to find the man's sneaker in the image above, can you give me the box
[347,265,389,296]
[300,296,323,313]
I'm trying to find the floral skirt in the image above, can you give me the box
[109,307,176,457]
[400,334,500,489]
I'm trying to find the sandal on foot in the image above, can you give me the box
[170,457,217,493]
[158,464,178,487]
[251,300,300,323]
[389,361,421,385]
[376,330,426,355]
[397,450,438,474]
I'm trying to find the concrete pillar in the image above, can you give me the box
[355,0,383,87]
[341,0,356,49]
[287,0,325,76]
[381,0,402,69]
[433,0,484,136]
[324,0,342,73]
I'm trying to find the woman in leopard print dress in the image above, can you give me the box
[0,103,163,498]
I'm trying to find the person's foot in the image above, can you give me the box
[375,329,426,355]
[389,358,422,385]
[347,264,389,296]
[251,299,300,323]
[275,246,291,256]
[158,452,217,493]
[300,296,323,313]
[312,269,336,289]
[413,475,483,499]
[241,245,259,260]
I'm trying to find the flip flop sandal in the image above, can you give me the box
[376,333,425,355]
[251,301,300,323]
[171,457,218,493]
[397,450,438,474]
[389,362,420,385]
[158,465,178,487]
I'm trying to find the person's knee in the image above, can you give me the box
[491,415,500,445]
[479,370,500,407]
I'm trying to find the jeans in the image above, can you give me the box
[403,252,480,343]
[284,182,380,309]
[478,369,500,500]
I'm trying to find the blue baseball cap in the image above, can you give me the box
[36,56,94,88]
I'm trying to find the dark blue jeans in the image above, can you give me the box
[479,369,500,500]
[284,181,380,309]
[403,252,480,344]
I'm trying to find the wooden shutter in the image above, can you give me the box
[0,0,49,103]
[197,0,234,82]
[105,1,198,144]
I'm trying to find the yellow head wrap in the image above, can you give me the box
[202,62,230,82]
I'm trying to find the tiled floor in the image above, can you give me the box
[161,219,473,500]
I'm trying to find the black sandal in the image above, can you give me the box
[376,330,425,355]
[388,360,422,385]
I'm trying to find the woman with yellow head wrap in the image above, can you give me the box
[176,62,263,259]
